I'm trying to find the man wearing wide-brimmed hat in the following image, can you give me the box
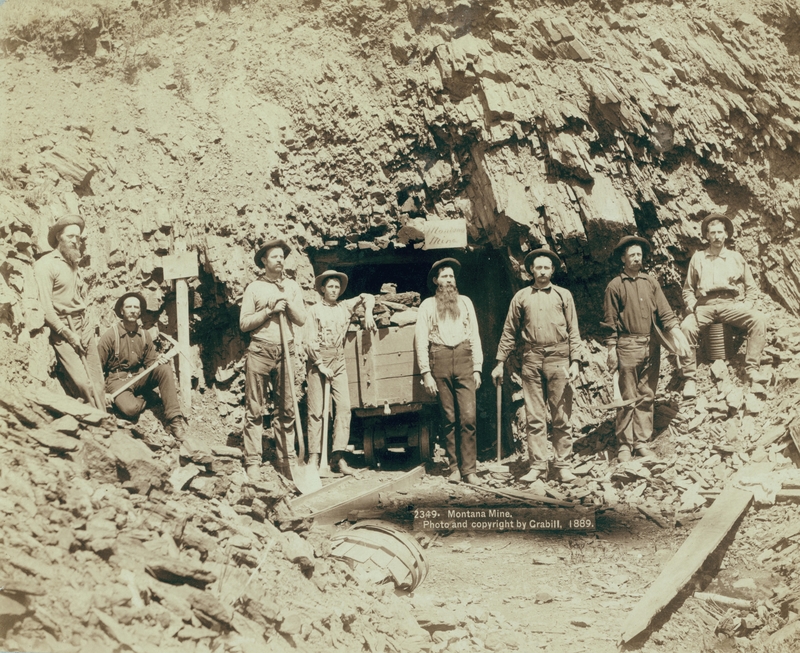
[98,291,189,444]
[240,238,307,481]
[679,212,767,396]
[416,258,484,485]
[34,214,105,409]
[492,248,584,483]
[602,235,688,462]
[305,270,376,475]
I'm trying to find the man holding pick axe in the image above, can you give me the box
[305,270,376,475]
[34,215,105,410]
[240,239,307,481]
[492,249,583,484]
[98,291,189,443]
[602,236,690,462]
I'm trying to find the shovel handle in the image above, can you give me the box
[278,313,305,460]
[320,377,331,468]
[66,314,107,413]
[110,347,180,399]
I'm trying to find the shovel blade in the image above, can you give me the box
[290,461,323,494]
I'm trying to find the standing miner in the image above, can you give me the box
[416,258,485,486]
[305,270,376,475]
[240,239,306,481]
[98,291,194,449]
[492,249,583,483]
[34,215,105,409]
[679,213,767,398]
[602,236,689,462]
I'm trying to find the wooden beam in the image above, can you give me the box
[619,485,752,644]
[175,277,191,413]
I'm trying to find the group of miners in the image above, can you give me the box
[35,212,766,486]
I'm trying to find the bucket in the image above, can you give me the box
[330,520,429,591]
[703,322,732,360]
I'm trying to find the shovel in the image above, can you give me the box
[278,313,322,494]
[593,371,638,411]
[318,377,337,478]
[486,382,509,473]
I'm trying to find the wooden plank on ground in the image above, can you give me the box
[619,485,753,644]
[308,465,426,525]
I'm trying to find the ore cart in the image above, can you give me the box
[344,324,438,467]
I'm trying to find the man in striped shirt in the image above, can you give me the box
[415,258,484,485]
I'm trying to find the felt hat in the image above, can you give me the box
[315,270,349,296]
[524,248,564,274]
[47,214,85,249]
[701,212,734,239]
[254,238,291,268]
[613,235,651,261]
[427,258,461,291]
[114,291,147,318]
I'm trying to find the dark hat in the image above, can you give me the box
[427,258,461,291]
[254,238,291,268]
[315,270,349,296]
[524,248,564,274]
[47,214,85,249]
[114,291,147,318]
[613,235,651,261]
[701,212,734,239]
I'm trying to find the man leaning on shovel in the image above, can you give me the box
[602,235,690,462]
[98,291,196,452]
[305,270,376,475]
[240,238,307,481]
[492,249,583,484]
[34,215,105,410]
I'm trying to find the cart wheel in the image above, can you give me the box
[363,425,376,468]
[417,411,433,463]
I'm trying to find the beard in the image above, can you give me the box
[58,241,82,267]
[435,285,460,321]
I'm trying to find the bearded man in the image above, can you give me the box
[34,215,104,408]
[415,258,484,486]
[492,249,583,483]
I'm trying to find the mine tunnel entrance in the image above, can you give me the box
[308,245,515,464]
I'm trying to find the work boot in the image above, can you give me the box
[332,451,356,476]
[617,446,632,463]
[682,379,697,399]
[557,468,577,483]
[463,473,485,486]
[168,416,187,441]
[308,453,320,469]
[448,469,462,484]
[634,445,655,459]
[245,464,261,482]
[519,467,544,483]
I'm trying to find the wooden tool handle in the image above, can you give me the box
[496,383,502,463]
[320,377,331,468]
[278,313,305,460]
[109,347,180,399]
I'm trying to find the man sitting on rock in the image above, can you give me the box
[305,270,376,475]
[98,291,190,448]
[679,212,768,397]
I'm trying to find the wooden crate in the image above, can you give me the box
[344,324,434,410]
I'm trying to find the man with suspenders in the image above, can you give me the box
[492,249,584,484]
[98,291,188,443]
[415,259,485,485]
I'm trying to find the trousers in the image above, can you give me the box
[616,335,659,448]
[51,312,104,409]
[105,364,182,421]
[679,299,766,378]
[430,342,477,475]
[243,340,296,467]
[306,350,351,454]
[520,343,573,469]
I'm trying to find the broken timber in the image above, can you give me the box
[619,485,753,645]
[299,465,426,525]
[468,483,579,508]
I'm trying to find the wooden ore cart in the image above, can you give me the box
[344,324,438,467]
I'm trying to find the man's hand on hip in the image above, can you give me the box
[491,362,504,387]
[422,372,438,396]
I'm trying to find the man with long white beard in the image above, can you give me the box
[415,258,484,486]
[34,215,105,409]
